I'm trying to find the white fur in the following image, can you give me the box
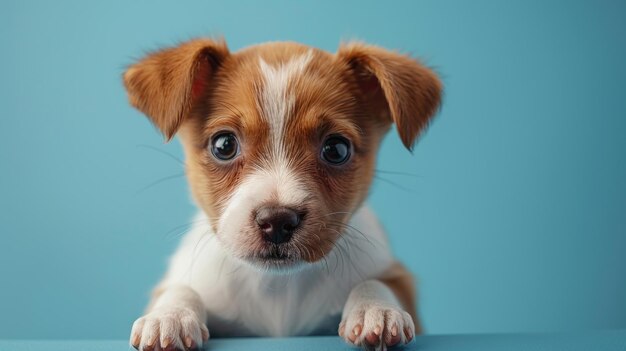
[217,166,309,259]
[257,50,313,158]
[340,280,415,349]
[131,288,208,350]
[211,51,316,260]
[130,50,414,351]
[131,205,396,348]
[255,51,314,209]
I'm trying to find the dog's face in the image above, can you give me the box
[124,40,441,271]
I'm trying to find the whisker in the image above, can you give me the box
[331,232,366,281]
[136,173,185,195]
[342,231,377,267]
[163,218,210,238]
[333,231,349,277]
[227,263,243,277]
[162,217,219,240]
[321,253,330,275]
[333,238,346,276]
[188,230,215,279]
[216,254,228,283]
[322,211,353,218]
[327,220,378,248]
[375,169,423,178]
[311,233,331,275]
[136,144,185,166]
[373,175,415,192]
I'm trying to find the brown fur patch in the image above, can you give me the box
[173,43,391,262]
[123,39,230,140]
[337,42,442,150]
[124,38,442,272]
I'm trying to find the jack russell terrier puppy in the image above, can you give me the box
[124,38,441,351]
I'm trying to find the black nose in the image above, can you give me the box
[255,206,301,244]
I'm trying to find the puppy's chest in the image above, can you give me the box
[202,269,350,337]
[179,206,393,337]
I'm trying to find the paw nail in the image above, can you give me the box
[374,326,381,336]
[365,332,380,346]
[404,327,414,341]
[353,325,362,335]
[184,336,193,348]
[131,334,140,346]
[201,327,210,341]
[161,337,172,348]
[391,325,398,337]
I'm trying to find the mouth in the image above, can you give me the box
[246,247,303,271]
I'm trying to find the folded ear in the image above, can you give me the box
[337,42,442,150]
[123,39,229,140]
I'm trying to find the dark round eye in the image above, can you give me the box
[210,132,239,161]
[321,136,351,165]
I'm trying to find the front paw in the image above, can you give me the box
[339,302,414,351]
[130,307,209,351]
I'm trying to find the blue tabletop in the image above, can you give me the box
[2,331,625,351]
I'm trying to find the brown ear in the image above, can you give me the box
[123,39,229,140]
[337,42,442,150]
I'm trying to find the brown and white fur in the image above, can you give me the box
[124,38,441,351]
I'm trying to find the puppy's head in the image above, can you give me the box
[124,39,441,271]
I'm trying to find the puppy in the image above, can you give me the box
[124,38,441,351]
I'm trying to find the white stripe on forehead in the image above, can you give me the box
[241,51,313,212]
[257,50,313,156]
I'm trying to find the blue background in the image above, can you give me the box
[1,0,625,340]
